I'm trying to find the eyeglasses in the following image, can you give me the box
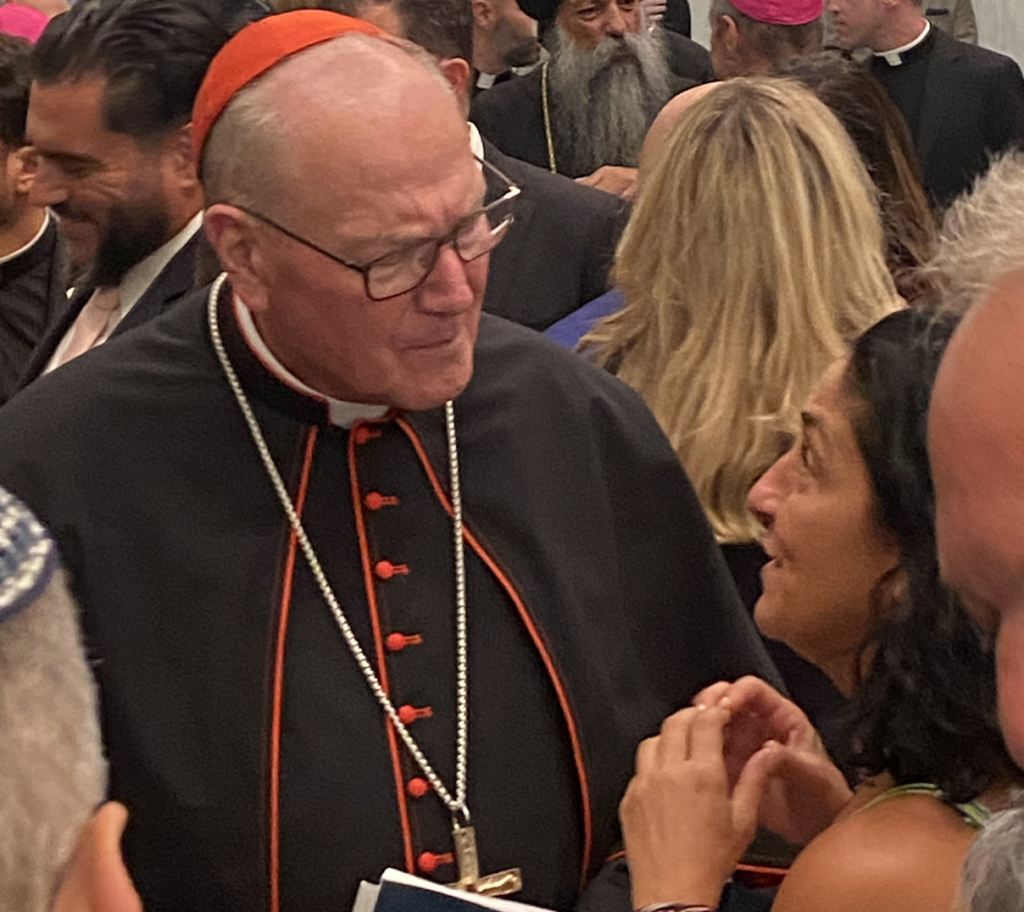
[227,157,520,301]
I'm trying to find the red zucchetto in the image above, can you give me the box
[191,10,384,164]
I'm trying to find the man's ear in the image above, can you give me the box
[438,56,473,111]
[9,145,37,195]
[472,0,494,28]
[160,122,201,194]
[714,14,741,53]
[203,205,270,312]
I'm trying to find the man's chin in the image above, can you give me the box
[56,222,99,272]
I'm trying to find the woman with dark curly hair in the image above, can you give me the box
[619,307,1020,912]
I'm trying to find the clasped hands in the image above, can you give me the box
[620,676,853,909]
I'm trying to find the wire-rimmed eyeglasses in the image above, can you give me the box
[225,156,520,301]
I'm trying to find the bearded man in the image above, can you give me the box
[15,0,262,389]
[470,0,712,195]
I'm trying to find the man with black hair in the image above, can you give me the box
[0,33,65,405]
[16,0,265,387]
[278,0,627,330]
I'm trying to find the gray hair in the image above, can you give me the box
[925,152,1024,314]
[0,570,106,912]
[960,797,1024,911]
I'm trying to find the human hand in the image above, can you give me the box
[693,677,852,844]
[576,166,638,200]
[53,803,144,912]
[620,705,764,909]
[641,0,667,22]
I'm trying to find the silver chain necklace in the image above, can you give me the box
[207,276,521,895]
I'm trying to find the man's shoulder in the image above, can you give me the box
[470,314,649,419]
[486,143,624,219]
[470,67,542,120]
[930,27,1023,76]
[0,286,215,428]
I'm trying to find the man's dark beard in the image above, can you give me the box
[88,196,173,287]
[547,25,672,178]
[504,39,542,69]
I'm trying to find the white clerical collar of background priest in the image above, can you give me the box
[232,294,388,428]
[875,20,930,66]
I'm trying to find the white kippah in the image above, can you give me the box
[0,487,56,622]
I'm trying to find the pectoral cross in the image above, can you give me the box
[449,822,523,897]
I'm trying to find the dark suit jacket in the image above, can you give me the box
[871,28,1024,207]
[483,140,628,330]
[0,218,68,405]
[17,228,208,391]
[470,32,712,176]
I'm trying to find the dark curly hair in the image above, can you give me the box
[840,306,1019,802]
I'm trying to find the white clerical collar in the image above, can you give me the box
[0,210,49,265]
[233,295,388,428]
[476,71,498,90]
[875,20,930,66]
[468,121,485,160]
[118,211,203,314]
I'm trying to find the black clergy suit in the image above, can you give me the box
[470,32,713,176]
[15,227,206,390]
[869,26,1024,207]
[0,281,779,912]
[483,140,628,330]
[0,217,68,405]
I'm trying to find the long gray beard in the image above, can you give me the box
[547,24,672,177]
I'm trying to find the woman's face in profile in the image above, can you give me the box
[746,358,900,694]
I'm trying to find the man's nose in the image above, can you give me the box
[604,2,636,36]
[416,245,477,314]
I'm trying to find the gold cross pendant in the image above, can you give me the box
[449,822,523,897]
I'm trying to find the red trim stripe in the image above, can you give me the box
[393,416,595,890]
[269,426,319,912]
[349,420,417,874]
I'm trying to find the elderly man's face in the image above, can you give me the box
[242,113,487,411]
[930,275,1024,767]
[557,0,641,51]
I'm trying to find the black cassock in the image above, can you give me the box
[0,281,777,912]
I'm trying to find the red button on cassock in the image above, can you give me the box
[386,632,406,652]
[375,560,395,580]
[407,777,430,798]
[398,704,418,724]
[365,491,385,510]
[417,851,438,874]
[354,426,376,445]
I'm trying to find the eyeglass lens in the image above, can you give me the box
[366,197,516,300]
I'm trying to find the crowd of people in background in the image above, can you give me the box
[0,0,1023,911]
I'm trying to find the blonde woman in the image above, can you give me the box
[579,77,902,729]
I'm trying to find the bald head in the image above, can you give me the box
[930,268,1024,766]
[203,31,465,213]
[638,82,721,179]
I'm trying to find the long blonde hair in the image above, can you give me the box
[586,77,900,542]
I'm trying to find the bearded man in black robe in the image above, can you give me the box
[470,0,712,197]
[0,11,776,912]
